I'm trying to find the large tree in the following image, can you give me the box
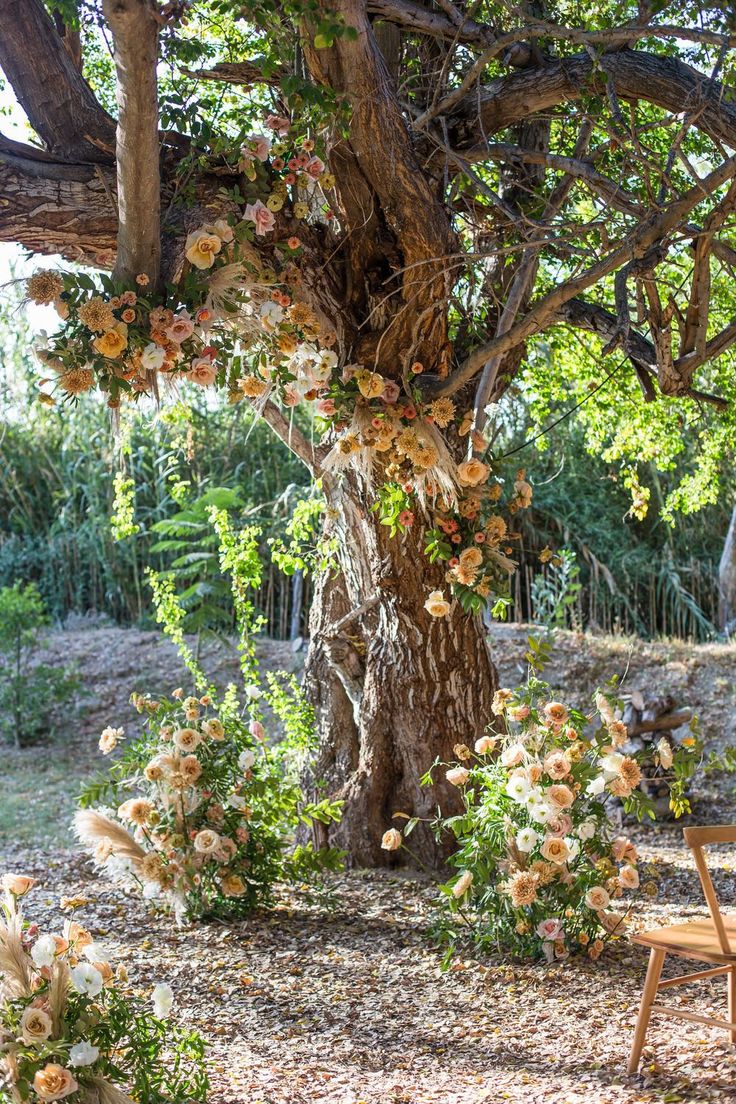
[1,0,735,864]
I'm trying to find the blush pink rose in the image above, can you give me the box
[381,380,400,404]
[187,358,217,386]
[264,114,290,135]
[244,200,276,236]
[317,398,336,416]
[305,155,325,178]
[166,314,195,343]
[536,918,564,941]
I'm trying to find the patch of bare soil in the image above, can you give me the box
[4,625,736,1104]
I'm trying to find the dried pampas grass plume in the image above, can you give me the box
[74,810,146,870]
[82,1078,136,1104]
[0,902,32,998]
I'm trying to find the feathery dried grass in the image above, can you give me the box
[74,810,145,869]
[0,900,32,998]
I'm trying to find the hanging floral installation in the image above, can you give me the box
[0,876,208,1103]
[383,664,702,963]
[25,115,532,617]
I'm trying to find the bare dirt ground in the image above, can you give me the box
[2,624,736,1104]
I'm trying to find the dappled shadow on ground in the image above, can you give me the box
[9,835,736,1104]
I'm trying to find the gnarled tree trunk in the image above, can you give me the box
[303,472,497,867]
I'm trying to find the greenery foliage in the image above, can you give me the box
[0,583,78,748]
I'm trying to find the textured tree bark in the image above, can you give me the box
[303,473,498,868]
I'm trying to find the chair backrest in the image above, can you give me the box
[682,825,736,955]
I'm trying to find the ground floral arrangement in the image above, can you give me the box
[26,115,533,616]
[383,648,701,963]
[0,876,207,1104]
[75,686,341,925]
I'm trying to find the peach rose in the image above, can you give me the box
[584,885,610,910]
[611,836,638,864]
[185,228,222,269]
[193,829,220,854]
[474,735,497,755]
[20,1005,52,1045]
[543,751,571,780]
[381,828,402,851]
[446,767,469,787]
[187,357,217,386]
[618,864,640,889]
[457,458,489,487]
[547,784,574,809]
[220,874,246,897]
[424,590,450,618]
[1,873,36,896]
[540,836,571,865]
[543,701,569,727]
[32,1064,78,1101]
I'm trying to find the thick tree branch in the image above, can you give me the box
[102,0,162,286]
[0,0,115,163]
[181,60,283,86]
[258,401,327,474]
[0,142,117,263]
[452,51,736,156]
[557,298,730,409]
[429,151,736,398]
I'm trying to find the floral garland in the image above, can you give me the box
[26,114,531,614]
[0,877,207,1103]
[75,689,283,924]
[383,676,700,962]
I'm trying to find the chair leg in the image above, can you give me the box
[628,948,665,1075]
[728,967,736,1046]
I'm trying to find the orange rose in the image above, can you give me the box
[93,326,127,359]
[32,1064,78,1101]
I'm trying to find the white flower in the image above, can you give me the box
[529,801,553,825]
[71,962,104,997]
[244,684,263,701]
[586,775,606,796]
[516,827,538,853]
[226,793,247,810]
[140,342,166,371]
[595,691,616,725]
[259,302,284,330]
[152,982,174,1019]
[657,737,674,769]
[31,934,58,969]
[238,749,256,771]
[69,1041,100,1067]
[600,752,624,778]
[143,882,161,899]
[577,817,597,841]
[565,836,581,861]
[505,775,531,802]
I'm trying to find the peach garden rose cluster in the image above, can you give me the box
[0,877,207,1103]
[27,117,337,411]
[384,673,699,962]
[74,689,285,924]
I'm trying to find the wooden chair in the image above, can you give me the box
[628,825,736,1074]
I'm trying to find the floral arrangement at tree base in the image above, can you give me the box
[383,642,701,963]
[75,689,285,925]
[0,875,207,1103]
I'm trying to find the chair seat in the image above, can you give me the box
[633,915,736,963]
